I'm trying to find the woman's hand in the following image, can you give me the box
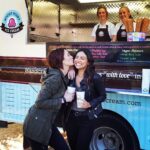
[64,91,75,102]
[67,67,75,80]
[80,100,91,109]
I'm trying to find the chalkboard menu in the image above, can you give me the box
[47,42,150,65]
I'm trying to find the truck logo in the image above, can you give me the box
[1,10,24,38]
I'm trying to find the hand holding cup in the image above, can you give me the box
[64,86,75,102]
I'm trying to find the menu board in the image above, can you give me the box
[47,42,150,65]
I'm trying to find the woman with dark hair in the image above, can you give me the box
[91,5,115,42]
[66,49,106,150]
[23,48,74,150]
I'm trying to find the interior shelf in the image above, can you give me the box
[69,22,96,27]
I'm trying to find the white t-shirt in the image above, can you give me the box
[91,21,115,39]
[114,21,136,35]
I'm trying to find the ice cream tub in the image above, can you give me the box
[127,32,146,42]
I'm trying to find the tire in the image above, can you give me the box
[90,111,140,150]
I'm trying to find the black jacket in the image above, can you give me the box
[23,68,68,145]
[83,73,106,107]
[66,73,106,121]
[79,73,106,119]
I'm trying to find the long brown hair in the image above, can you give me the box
[47,48,64,69]
[97,5,108,18]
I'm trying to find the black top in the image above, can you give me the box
[96,25,111,42]
[117,24,127,41]
[69,73,106,119]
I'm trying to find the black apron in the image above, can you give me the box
[96,25,111,42]
[117,24,127,41]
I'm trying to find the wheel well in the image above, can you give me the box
[100,109,140,148]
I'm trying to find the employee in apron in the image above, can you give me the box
[91,5,115,42]
[114,6,135,41]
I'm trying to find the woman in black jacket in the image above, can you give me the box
[66,49,106,150]
[23,48,74,150]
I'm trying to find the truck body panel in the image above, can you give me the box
[0,0,150,149]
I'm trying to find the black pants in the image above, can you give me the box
[66,111,95,150]
[24,125,69,150]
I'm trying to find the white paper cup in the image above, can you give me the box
[76,91,85,108]
[67,86,76,94]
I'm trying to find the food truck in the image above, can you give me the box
[0,0,150,150]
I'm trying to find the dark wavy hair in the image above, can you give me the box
[74,49,95,84]
[47,48,64,69]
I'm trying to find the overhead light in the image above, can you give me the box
[78,0,118,3]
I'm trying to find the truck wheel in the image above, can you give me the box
[90,112,140,150]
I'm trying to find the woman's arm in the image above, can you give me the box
[67,66,75,80]
[110,23,117,42]
[89,74,106,108]
[111,35,117,42]
[91,24,98,42]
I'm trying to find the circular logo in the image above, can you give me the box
[121,31,127,37]
[98,31,104,37]
[1,10,24,37]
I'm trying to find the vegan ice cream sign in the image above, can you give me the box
[1,10,24,38]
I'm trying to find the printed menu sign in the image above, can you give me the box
[47,42,150,64]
